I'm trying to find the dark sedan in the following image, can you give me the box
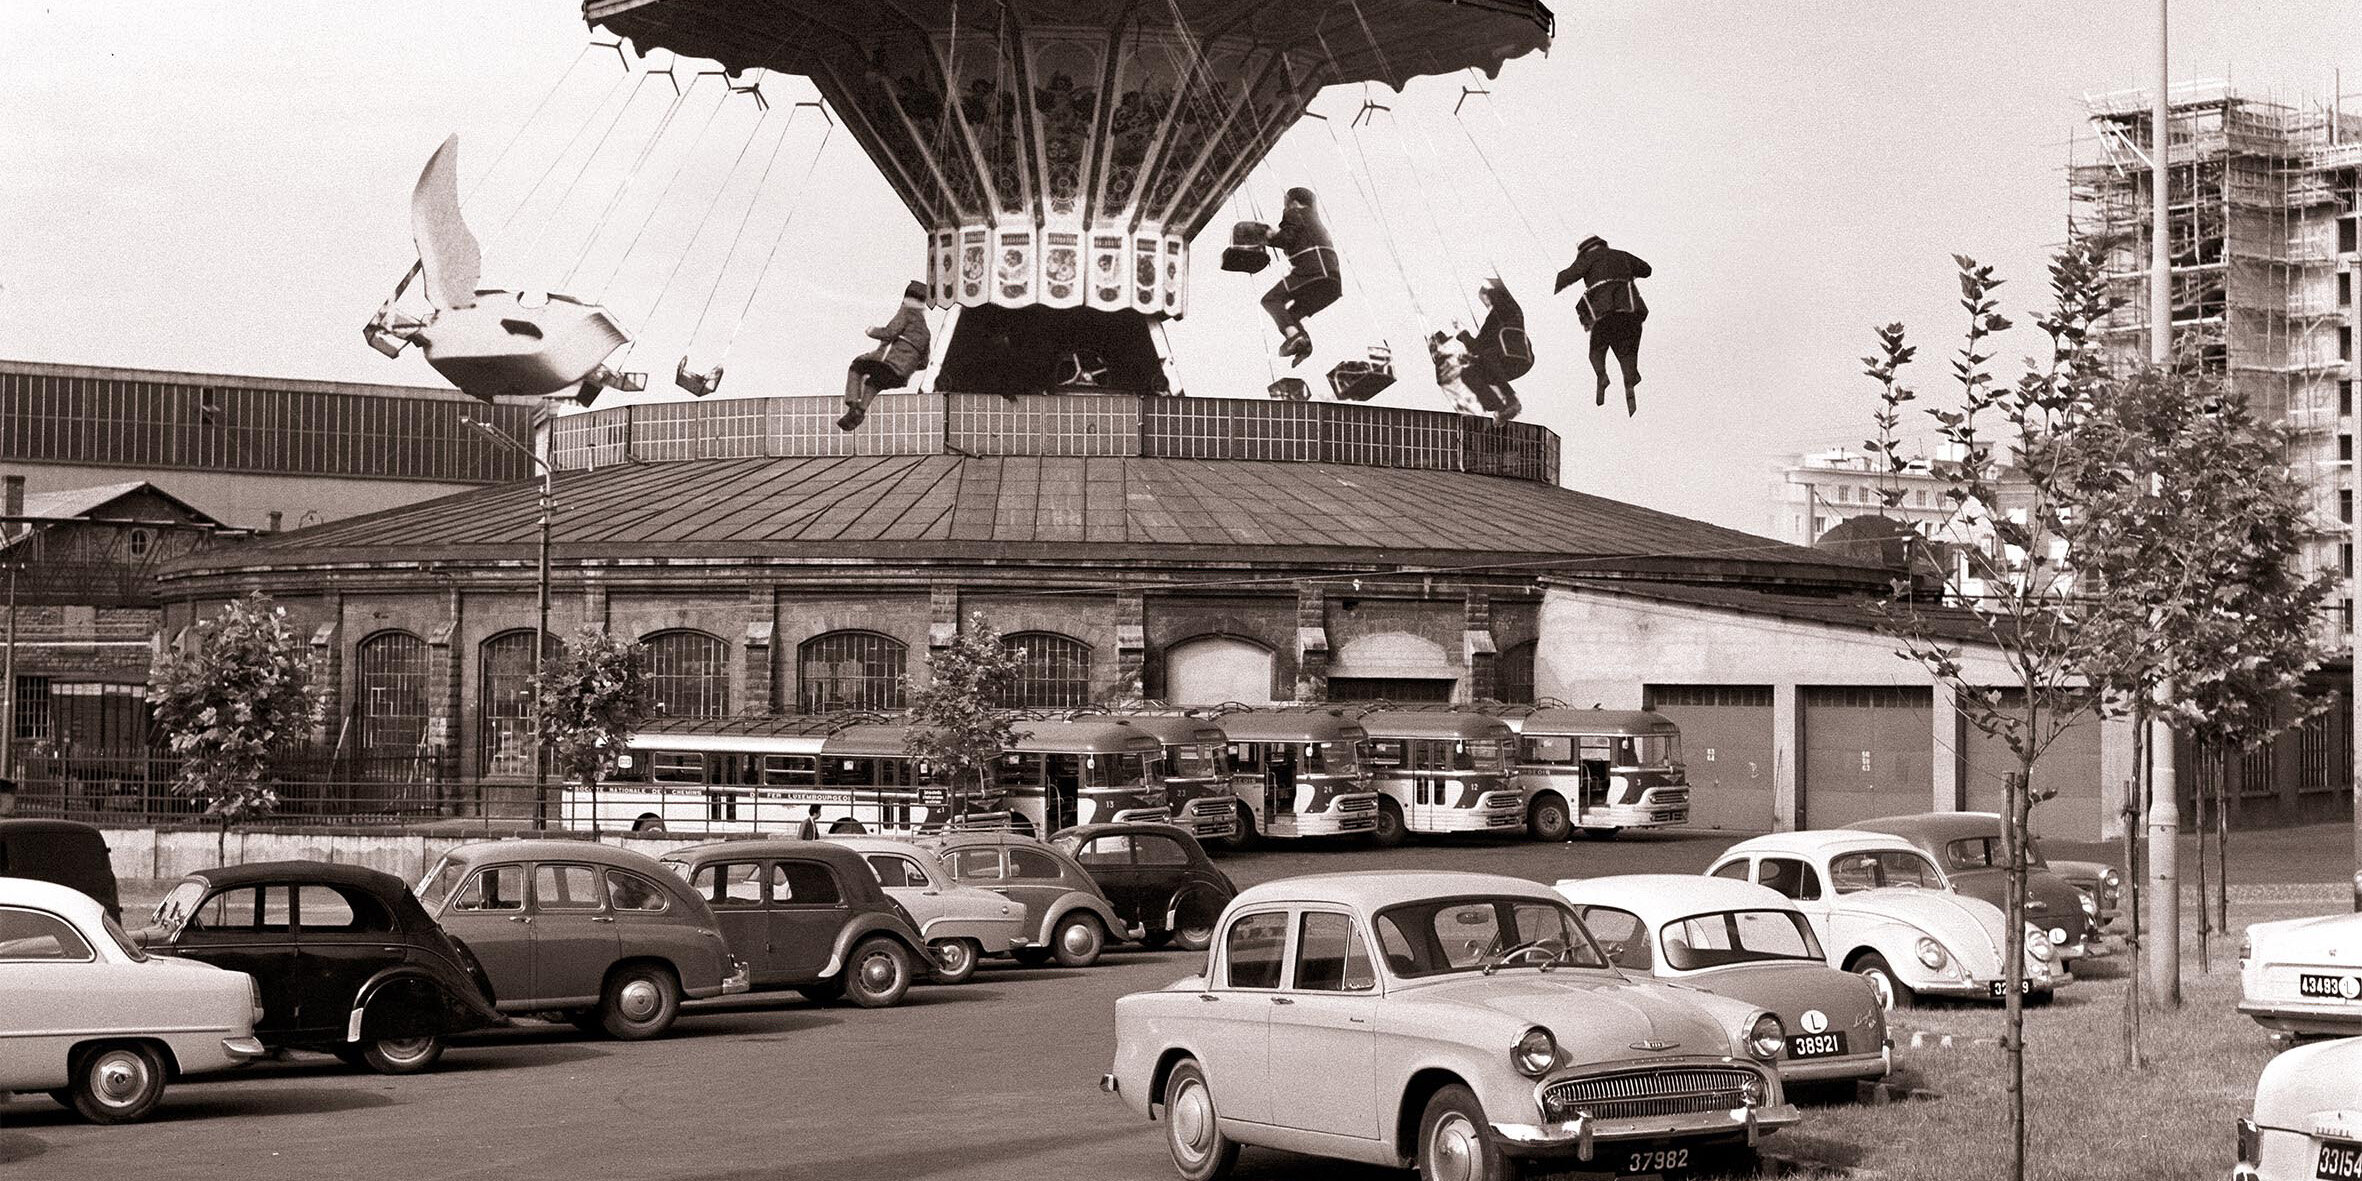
[143,861,505,1074]
[1049,822,1237,952]
[661,840,930,1008]
[1852,812,2106,964]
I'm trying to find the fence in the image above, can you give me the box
[5,748,536,831]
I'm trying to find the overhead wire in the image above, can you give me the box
[492,49,639,242]
[513,58,675,276]
[714,110,839,363]
[567,69,726,292]
[463,40,598,216]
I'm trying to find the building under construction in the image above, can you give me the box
[2072,84,2362,628]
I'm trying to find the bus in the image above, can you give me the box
[1355,710,1528,846]
[1085,714,1240,844]
[997,719,1171,836]
[1208,709,1381,844]
[562,716,1003,836]
[1500,707,1691,840]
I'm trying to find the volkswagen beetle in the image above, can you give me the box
[1103,871,1800,1181]
[2239,910,2362,1041]
[828,835,1026,985]
[1851,812,2105,964]
[918,830,1135,968]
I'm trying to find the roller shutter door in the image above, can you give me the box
[1960,690,2105,840]
[1643,685,1775,833]
[1802,686,1932,828]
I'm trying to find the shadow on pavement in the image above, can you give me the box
[0,1131,48,1166]
[0,1084,394,1128]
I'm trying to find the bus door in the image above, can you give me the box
[1264,743,1298,815]
[704,753,751,825]
[1047,753,1084,832]
[1575,736,1613,810]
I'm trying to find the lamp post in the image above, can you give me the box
[466,412,554,828]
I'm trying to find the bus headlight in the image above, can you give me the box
[1746,1014,1785,1061]
[1513,1026,1557,1077]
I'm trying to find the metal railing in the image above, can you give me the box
[5,749,540,832]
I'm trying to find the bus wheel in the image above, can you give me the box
[829,820,866,836]
[1216,805,1256,853]
[1527,795,1573,843]
[1368,799,1408,848]
[1580,826,1623,841]
[631,815,666,835]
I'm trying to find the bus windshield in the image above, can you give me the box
[1302,741,1357,774]
[1460,739,1510,771]
[1627,735,1680,768]
[1165,743,1220,778]
[1088,752,1158,788]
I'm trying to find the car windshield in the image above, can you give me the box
[150,879,208,936]
[1371,896,1610,978]
[1659,909,1824,970]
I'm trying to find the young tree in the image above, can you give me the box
[534,626,654,827]
[148,593,327,858]
[905,615,1023,827]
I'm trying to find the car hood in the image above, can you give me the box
[2247,912,2362,966]
[1671,961,1885,1044]
[2046,858,2111,888]
[1833,888,2006,967]
[1391,971,1732,1057]
[1942,869,2088,935]
[2254,1037,2362,1135]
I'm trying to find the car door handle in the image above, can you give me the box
[1270,996,1294,1006]
[508,915,532,924]
[591,916,616,924]
[1198,994,1219,1003]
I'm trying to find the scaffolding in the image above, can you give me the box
[2069,83,2362,634]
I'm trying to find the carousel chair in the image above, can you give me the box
[675,357,724,397]
[1327,345,1396,402]
[1266,376,1311,402]
[1221,220,1273,274]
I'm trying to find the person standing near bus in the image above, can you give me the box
[1553,235,1651,416]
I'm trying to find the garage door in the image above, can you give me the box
[1802,686,1932,829]
[1163,636,1276,707]
[1643,685,1775,833]
[1960,690,2104,841]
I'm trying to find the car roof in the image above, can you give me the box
[0,874,110,920]
[919,830,1044,850]
[440,839,669,871]
[1717,830,1923,859]
[823,835,928,857]
[1554,873,1797,921]
[1230,871,1557,912]
[0,818,111,840]
[1356,711,1516,740]
[1050,821,1198,844]
[189,860,410,893]
[1852,812,2000,842]
[663,839,873,872]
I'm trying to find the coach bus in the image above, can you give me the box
[1354,710,1528,846]
[1208,708,1380,844]
[997,719,1171,836]
[1499,707,1691,840]
[1082,714,1240,844]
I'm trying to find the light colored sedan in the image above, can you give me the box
[1,876,266,1123]
[1103,871,1799,1181]
[830,836,1027,984]
[1555,874,1891,1084]
[2235,1036,2362,1180]
[2240,910,2362,1042]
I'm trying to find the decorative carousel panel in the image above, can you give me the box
[1090,233,1126,308]
[948,33,1033,217]
[1025,34,1104,222]
[1095,36,1186,223]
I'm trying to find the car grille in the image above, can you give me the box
[1335,796,1378,812]
[1542,1068,1753,1121]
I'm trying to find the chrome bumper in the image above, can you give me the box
[1491,1102,1801,1159]
[1778,1043,1890,1083]
[721,958,753,996]
[221,1035,268,1062]
[2236,998,2362,1035]
[1414,807,1528,834]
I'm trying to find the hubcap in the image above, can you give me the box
[859,951,900,992]
[618,977,663,1021]
[91,1051,149,1107]
[1169,1079,1213,1163]
[1429,1111,1481,1181]
[935,942,973,973]
[379,1037,434,1063]
[1061,922,1096,957]
[1859,968,1897,1010]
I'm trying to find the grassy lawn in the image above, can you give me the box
[1700,896,2326,1181]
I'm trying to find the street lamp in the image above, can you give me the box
[463,412,554,828]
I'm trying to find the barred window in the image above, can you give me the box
[478,630,558,777]
[354,631,430,763]
[11,675,51,742]
[997,632,1092,709]
[1495,641,1537,705]
[646,630,730,718]
[798,631,905,714]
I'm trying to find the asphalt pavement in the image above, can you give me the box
[4,826,2347,1181]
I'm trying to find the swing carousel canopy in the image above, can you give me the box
[583,0,1553,317]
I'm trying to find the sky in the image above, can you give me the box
[3,1,2358,534]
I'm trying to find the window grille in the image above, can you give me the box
[646,631,731,718]
[798,631,905,714]
[997,632,1092,708]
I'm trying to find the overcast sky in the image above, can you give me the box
[3,2,2356,533]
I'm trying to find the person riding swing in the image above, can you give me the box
[1252,188,1343,365]
[1553,235,1651,416]
[839,280,933,431]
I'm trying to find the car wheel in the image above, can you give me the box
[65,1042,168,1125]
[844,937,915,1008]
[1852,952,1914,1011]
[1162,1059,1240,1181]
[929,938,982,985]
[360,1035,445,1075]
[1216,804,1256,852]
[1419,1083,1514,1181]
[830,819,866,835]
[598,962,682,1039]
[1009,946,1054,968]
[1368,798,1408,848]
[632,815,665,834]
[1527,794,1572,842]
[1579,826,1623,841]
[1051,912,1106,968]
[1172,893,1221,953]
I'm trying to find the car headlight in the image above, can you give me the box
[1914,936,1948,970]
[1739,1072,1767,1106]
[1513,1026,1557,1077]
[2077,890,2098,917]
[1746,1013,1785,1061]
[2027,929,2055,963]
[2101,868,2120,889]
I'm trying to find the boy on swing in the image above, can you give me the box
[840,280,933,431]
[1553,235,1651,415]
[1249,188,1342,364]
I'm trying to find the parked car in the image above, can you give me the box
[3,875,267,1123]
[418,840,749,1039]
[1707,830,2060,1009]
[1553,874,1891,1085]
[1050,822,1238,952]
[1851,812,2105,963]
[2044,854,2122,929]
[1103,871,1800,1181]
[2239,910,2362,1041]
[828,835,1026,984]
[2235,1035,2362,1181]
[661,839,930,1007]
[920,830,1135,968]
[0,818,121,919]
[144,861,504,1074]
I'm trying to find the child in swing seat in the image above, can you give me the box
[840,281,933,431]
[1259,188,1343,365]
[1431,330,1521,425]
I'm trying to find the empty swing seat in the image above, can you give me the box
[413,290,632,401]
[1266,376,1311,402]
[1327,346,1396,402]
[1221,221,1272,273]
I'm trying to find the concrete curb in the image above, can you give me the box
[1902,1030,2006,1051]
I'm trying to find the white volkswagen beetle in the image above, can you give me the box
[830,835,1027,984]
[1103,871,1801,1181]
[1705,831,2059,1008]
[1,876,267,1123]
[2240,911,2362,1041]
[2235,1036,2362,1180]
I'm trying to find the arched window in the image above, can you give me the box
[478,630,559,778]
[998,632,1092,709]
[645,630,730,718]
[354,630,430,771]
[1496,641,1538,705]
[799,631,906,713]
[1161,635,1275,707]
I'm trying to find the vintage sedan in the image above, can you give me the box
[662,840,930,1007]
[2235,1035,2362,1181]
[0,819,121,919]
[2239,910,2362,1040]
[4,876,266,1123]
[1104,872,1800,1181]
[1052,822,1239,952]
[830,835,1026,984]
[419,840,748,1039]
[146,861,505,1075]
[1707,831,2060,1008]
[2045,854,2122,929]
[1852,812,2105,963]
[1554,874,1891,1085]
[921,830,1136,968]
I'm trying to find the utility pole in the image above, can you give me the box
[2143,0,2184,1003]
[468,410,555,830]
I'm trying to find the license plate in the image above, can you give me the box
[1788,1031,1848,1059]
[1521,1145,1690,1180]
[2320,1138,2362,1181]
[2300,973,2361,1001]
[1988,979,2038,997]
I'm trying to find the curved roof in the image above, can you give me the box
[1230,869,1555,910]
[1552,874,1799,922]
[1717,830,1924,859]
[0,875,113,922]
[1850,812,2001,841]
[187,860,410,894]
[439,839,672,872]
[1358,710,1516,740]
[162,454,1878,586]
